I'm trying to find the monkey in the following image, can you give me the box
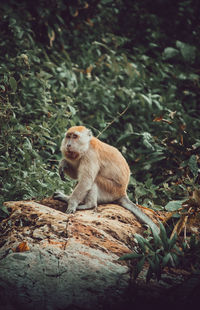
[53,125,159,233]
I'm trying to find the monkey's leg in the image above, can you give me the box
[117,195,160,234]
[77,183,98,211]
[53,191,70,203]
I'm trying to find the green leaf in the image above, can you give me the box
[23,137,32,150]
[119,252,143,261]
[162,47,179,60]
[168,232,177,250]
[9,77,17,92]
[164,200,185,211]
[159,222,169,251]
[176,41,196,63]
[170,252,180,267]
[0,85,5,91]
[151,225,162,248]
[134,234,152,252]
[0,205,10,215]
[174,245,183,255]
[188,155,198,179]
[134,256,145,279]
[162,253,171,267]
[140,94,152,106]
[147,257,156,272]
[0,205,10,219]
[142,132,154,150]
[192,140,200,150]
[68,105,76,116]
[117,133,133,144]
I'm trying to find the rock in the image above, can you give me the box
[0,199,152,310]
[0,199,190,309]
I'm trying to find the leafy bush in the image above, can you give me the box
[120,224,200,282]
[119,223,181,281]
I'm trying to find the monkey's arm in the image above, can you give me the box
[118,196,160,234]
[67,155,99,213]
[59,159,78,180]
[53,159,77,204]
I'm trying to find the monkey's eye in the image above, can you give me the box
[65,133,78,139]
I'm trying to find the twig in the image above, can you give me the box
[97,103,130,138]
[184,225,189,246]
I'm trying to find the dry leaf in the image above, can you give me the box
[170,215,188,239]
[86,65,93,74]
[153,116,163,122]
[14,241,30,252]
[85,18,93,27]
[84,2,89,9]
[49,30,55,47]
[180,134,184,145]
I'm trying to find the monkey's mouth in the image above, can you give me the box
[65,151,79,160]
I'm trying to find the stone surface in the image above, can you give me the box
[0,199,191,310]
[1,199,156,310]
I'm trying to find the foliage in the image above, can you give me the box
[0,0,200,222]
[181,234,200,270]
[119,223,181,281]
[119,224,200,282]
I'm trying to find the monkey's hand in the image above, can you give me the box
[59,158,78,180]
[59,166,65,181]
[66,200,77,214]
[58,158,70,181]
[53,191,69,203]
[58,159,69,181]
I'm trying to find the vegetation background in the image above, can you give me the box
[0,0,199,220]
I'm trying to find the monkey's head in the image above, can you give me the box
[61,126,92,160]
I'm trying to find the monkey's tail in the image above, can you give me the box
[118,196,160,234]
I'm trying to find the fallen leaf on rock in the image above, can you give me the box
[14,241,30,252]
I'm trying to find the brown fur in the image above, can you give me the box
[90,137,129,198]
[67,126,86,133]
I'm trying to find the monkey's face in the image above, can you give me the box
[61,128,92,159]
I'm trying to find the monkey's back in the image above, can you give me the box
[90,137,130,198]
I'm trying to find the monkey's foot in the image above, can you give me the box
[77,204,95,210]
[53,191,69,203]
[66,207,76,214]
[65,200,77,214]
